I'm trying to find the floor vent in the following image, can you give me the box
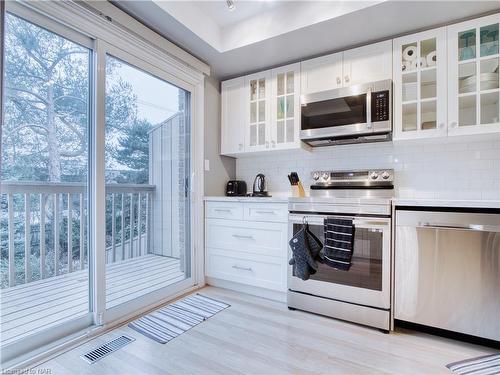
[81,335,135,364]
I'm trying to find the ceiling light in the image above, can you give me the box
[226,0,236,11]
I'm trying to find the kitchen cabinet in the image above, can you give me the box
[221,77,245,154]
[393,27,447,140]
[300,41,392,95]
[205,199,288,301]
[245,70,272,152]
[343,40,393,86]
[448,13,500,136]
[300,52,343,95]
[271,63,301,150]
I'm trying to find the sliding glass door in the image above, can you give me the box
[1,2,198,365]
[0,10,93,358]
[103,52,193,316]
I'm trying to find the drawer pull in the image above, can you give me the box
[232,265,253,271]
[232,234,254,240]
[214,209,231,213]
[255,210,275,214]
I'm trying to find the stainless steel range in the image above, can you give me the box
[288,169,394,331]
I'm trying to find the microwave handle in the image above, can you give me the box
[366,88,372,130]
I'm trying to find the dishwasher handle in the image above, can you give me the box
[418,222,496,232]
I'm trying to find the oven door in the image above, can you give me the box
[288,213,391,309]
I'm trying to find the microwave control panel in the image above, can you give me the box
[371,90,390,122]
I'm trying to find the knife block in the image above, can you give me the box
[291,181,306,198]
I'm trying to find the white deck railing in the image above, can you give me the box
[0,181,155,288]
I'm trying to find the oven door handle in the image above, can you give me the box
[289,215,389,228]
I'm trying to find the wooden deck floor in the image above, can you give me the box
[0,255,184,346]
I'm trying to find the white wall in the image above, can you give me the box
[236,134,500,200]
[204,75,236,195]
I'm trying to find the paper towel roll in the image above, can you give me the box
[426,51,437,66]
[403,45,417,61]
[413,57,427,69]
[402,61,413,72]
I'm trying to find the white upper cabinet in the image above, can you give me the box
[448,13,500,136]
[221,77,245,155]
[393,27,447,140]
[245,70,272,152]
[300,41,392,96]
[343,40,393,86]
[300,52,343,95]
[271,63,301,150]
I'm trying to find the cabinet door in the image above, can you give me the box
[343,40,392,86]
[300,52,343,95]
[221,77,245,155]
[245,71,272,152]
[393,28,447,140]
[448,13,500,136]
[271,63,301,150]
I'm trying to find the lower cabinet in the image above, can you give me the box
[205,200,288,300]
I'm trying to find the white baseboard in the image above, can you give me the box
[206,277,286,303]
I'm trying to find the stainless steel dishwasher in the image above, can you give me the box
[394,208,500,341]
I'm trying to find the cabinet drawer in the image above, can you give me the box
[205,201,243,220]
[243,203,288,223]
[206,248,286,291]
[206,219,286,257]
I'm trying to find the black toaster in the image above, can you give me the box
[226,180,247,197]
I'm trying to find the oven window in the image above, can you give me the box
[293,223,383,291]
[301,94,367,130]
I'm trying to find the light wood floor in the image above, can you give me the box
[29,286,497,375]
[1,255,183,346]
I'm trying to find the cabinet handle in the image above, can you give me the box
[439,123,445,129]
[271,140,276,148]
[266,141,270,149]
[336,77,341,85]
[232,234,254,239]
[255,210,275,214]
[214,209,231,213]
[232,265,253,271]
[450,121,458,128]
[344,75,350,83]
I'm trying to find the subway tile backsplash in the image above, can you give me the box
[236,134,500,200]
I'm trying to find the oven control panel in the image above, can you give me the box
[311,169,394,185]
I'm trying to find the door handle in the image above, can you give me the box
[418,222,488,232]
[232,265,253,271]
[232,234,254,239]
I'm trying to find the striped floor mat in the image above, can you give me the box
[447,354,500,374]
[128,293,230,344]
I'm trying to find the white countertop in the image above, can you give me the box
[204,196,289,203]
[205,196,500,208]
[392,198,500,209]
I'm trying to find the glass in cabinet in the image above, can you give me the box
[448,13,500,135]
[393,27,447,139]
[271,63,300,149]
[246,71,271,150]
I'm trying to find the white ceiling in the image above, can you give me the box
[114,1,500,79]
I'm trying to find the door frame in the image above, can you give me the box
[94,40,202,325]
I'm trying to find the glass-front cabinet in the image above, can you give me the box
[393,27,447,139]
[271,63,300,150]
[245,71,271,151]
[448,13,500,136]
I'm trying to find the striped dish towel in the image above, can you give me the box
[447,354,500,374]
[320,218,355,271]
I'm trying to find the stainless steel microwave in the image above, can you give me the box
[300,79,392,147]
